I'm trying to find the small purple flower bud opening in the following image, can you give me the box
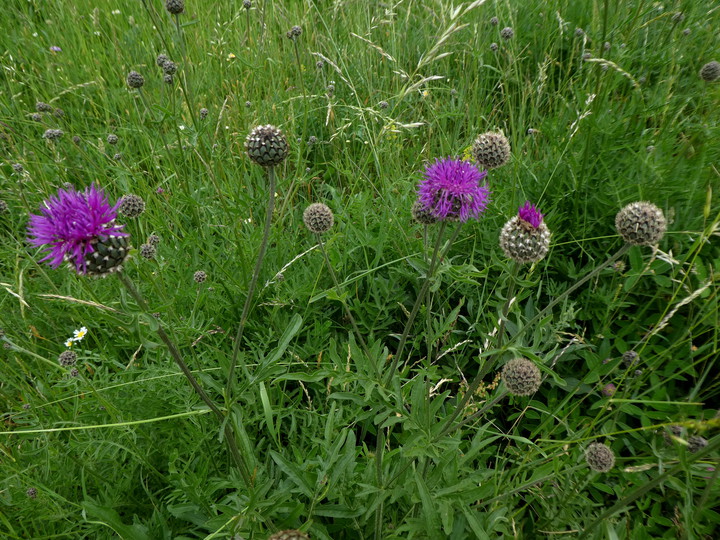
[518,201,544,228]
[50,46,62,52]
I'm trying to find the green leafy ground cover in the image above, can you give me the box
[1,0,718,538]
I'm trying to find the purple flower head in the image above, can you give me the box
[49,46,62,52]
[27,184,127,274]
[417,158,490,222]
[518,201,544,228]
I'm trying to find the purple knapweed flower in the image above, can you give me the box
[417,157,490,222]
[27,184,128,274]
[49,46,62,52]
[518,201,544,228]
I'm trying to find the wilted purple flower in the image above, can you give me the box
[417,158,490,222]
[27,184,128,274]
[518,201,544,228]
[601,383,616,397]
[49,46,62,52]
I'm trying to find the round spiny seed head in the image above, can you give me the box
[31,113,43,122]
[378,100,389,109]
[12,163,23,172]
[107,133,118,145]
[163,74,173,84]
[58,350,77,366]
[500,27,514,40]
[575,27,585,37]
[156,53,169,67]
[162,60,177,75]
[69,367,79,377]
[53,108,64,118]
[119,194,145,218]
[165,0,185,15]
[290,25,302,37]
[622,350,638,367]
[490,16,499,26]
[147,233,160,246]
[501,358,541,396]
[411,200,438,225]
[193,270,207,283]
[499,203,551,264]
[36,102,53,113]
[140,243,156,259]
[615,201,666,245]
[199,107,209,119]
[80,234,131,277]
[0,200,8,214]
[472,131,510,168]
[267,530,310,540]
[490,42,498,51]
[687,435,708,453]
[43,129,64,141]
[126,71,145,89]
[303,203,334,234]
[72,135,81,144]
[243,0,252,9]
[245,124,289,167]
[26,487,37,499]
[699,61,720,82]
[585,442,615,472]
[113,153,123,161]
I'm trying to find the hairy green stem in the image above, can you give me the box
[116,272,251,483]
[226,167,277,400]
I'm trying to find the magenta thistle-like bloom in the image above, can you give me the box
[27,184,127,274]
[518,201,544,228]
[417,158,490,222]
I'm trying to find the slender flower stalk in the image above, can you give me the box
[226,126,289,404]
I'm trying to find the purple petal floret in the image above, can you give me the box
[417,157,491,222]
[518,201,543,228]
[27,184,127,274]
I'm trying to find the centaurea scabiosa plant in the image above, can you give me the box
[384,157,490,386]
[27,185,251,483]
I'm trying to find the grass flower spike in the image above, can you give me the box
[417,157,490,222]
[27,184,130,276]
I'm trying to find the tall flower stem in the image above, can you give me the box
[316,234,374,374]
[226,167,277,402]
[116,272,251,484]
[384,222,464,387]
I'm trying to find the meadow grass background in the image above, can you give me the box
[1,0,719,538]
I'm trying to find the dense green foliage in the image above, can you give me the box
[1,0,718,538]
